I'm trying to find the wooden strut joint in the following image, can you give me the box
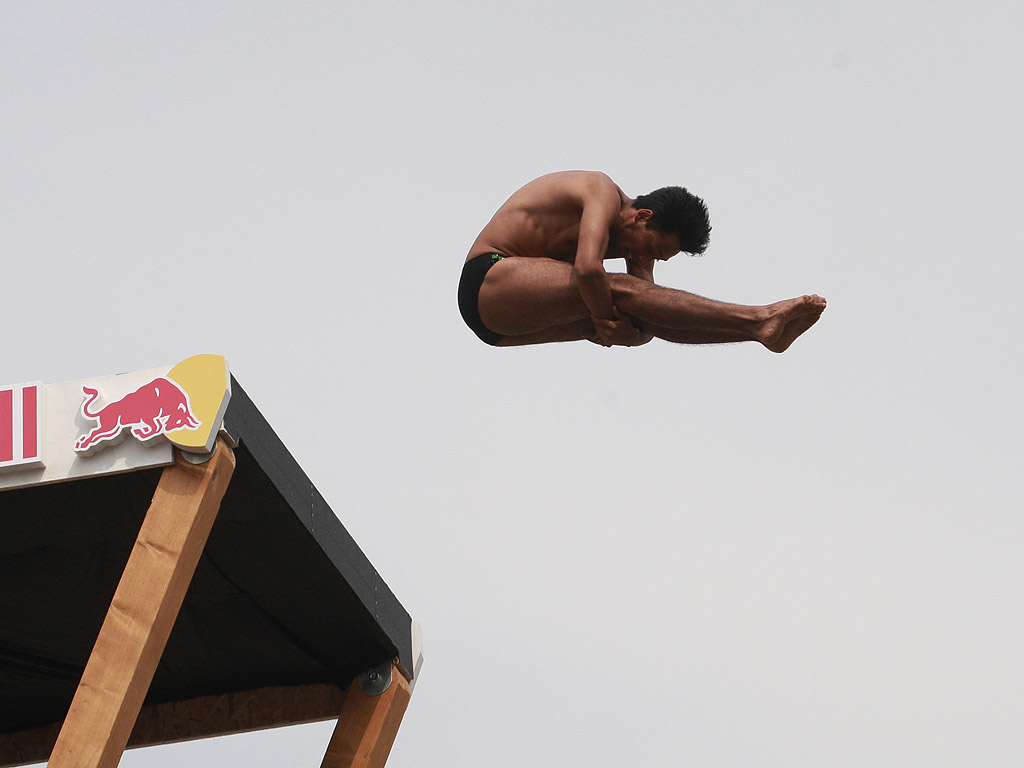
[46,440,236,768]
[320,663,412,768]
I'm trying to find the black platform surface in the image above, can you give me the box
[0,377,414,735]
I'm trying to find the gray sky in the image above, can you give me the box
[3,1,1022,765]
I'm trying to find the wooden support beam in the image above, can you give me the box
[127,682,346,748]
[321,664,412,768]
[45,440,235,768]
[0,684,346,767]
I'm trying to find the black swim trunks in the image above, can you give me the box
[458,253,506,346]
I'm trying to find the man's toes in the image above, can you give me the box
[806,294,827,309]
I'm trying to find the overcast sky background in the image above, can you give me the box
[3,1,1022,766]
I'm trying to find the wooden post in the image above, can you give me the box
[46,440,235,768]
[320,664,411,768]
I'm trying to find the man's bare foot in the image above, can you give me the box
[758,295,827,353]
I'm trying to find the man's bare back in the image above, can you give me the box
[458,171,825,350]
[468,171,635,264]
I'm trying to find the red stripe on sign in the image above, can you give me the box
[0,389,12,463]
[22,386,38,460]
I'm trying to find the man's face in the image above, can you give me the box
[620,216,681,267]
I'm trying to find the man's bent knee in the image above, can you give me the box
[608,273,656,301]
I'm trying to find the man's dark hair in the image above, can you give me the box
[634,186,711,255]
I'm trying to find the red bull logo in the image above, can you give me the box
[74,377,201,453]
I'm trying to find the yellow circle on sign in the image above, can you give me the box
[165,354,230,452]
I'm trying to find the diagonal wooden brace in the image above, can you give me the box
[47,440,235,768]
[320,663,412,768]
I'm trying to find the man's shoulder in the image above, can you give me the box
[521,171,621,206]
[533,169,616,189]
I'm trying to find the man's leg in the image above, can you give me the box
[477,257,825,351]
[603,274,825,352]
[635,324,753,345]
[496,320,596,347]
[477,257,592,336]
[606,275,825,352]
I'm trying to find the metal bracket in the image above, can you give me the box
[357,660,393,696]
[179,448,216,465]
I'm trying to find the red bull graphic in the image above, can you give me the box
[75,377,201,453]
[0,383,44,470]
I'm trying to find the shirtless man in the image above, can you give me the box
[458,170,826,350]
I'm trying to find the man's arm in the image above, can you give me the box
[571,176,619,323]
[625,257,655,283]
[585,258,657,347]
[617,258,655,345]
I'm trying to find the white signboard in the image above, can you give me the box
[0,355,230,491]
